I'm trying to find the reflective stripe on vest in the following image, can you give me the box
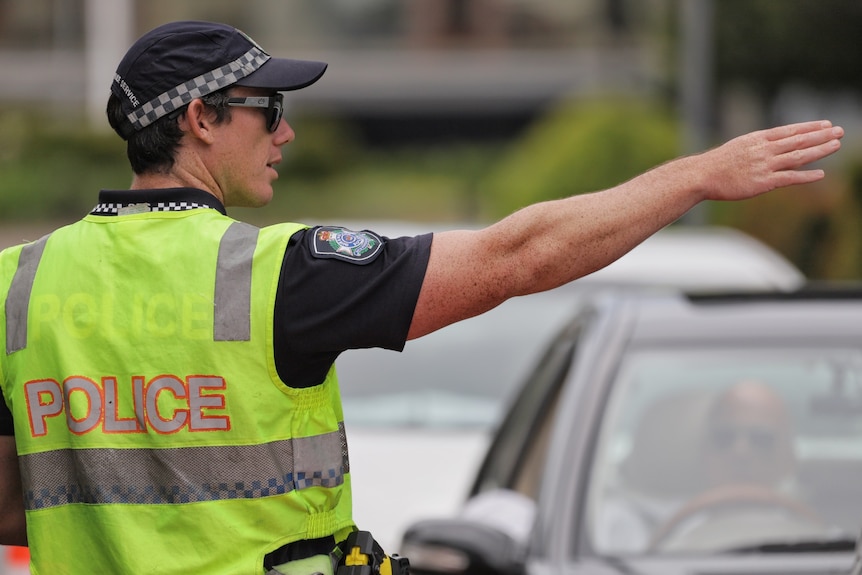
[214,221,259,341]
[5,234,50,355]
[20,422,348,510]
[4,221,260,350]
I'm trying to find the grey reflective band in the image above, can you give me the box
[125,46,270,132]
[20,423,349,510]
[5,234,50,355]
[214,222,259,341]
[4,224,256,349]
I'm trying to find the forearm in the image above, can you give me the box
[408,156,704,340]
[486,153,706,295]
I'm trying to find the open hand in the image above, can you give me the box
[700,121,844,202]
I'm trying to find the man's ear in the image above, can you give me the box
[180,99,216,143]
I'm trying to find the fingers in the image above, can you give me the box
[770,123,844,156]
[773,130,843,172]
[766,125,842,190]
[765,120,834,141]
[766,168,827,193]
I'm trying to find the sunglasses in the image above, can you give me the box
[227,93,285,133]
[709,425,777,454]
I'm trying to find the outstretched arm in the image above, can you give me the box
[408,120,844,339]
[0,436,26,547]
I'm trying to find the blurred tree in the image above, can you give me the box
[714,0,862,110]
[694,0,862,279]
[478,97,679,219]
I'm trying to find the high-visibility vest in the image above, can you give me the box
[0,209,355,574]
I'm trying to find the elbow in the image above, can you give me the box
[505,256,568,298]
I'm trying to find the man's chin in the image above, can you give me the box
[227,188,274,209]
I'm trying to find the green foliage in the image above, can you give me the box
[714,0,862,98]
[280,115,362,178]
[709,152,862,281]
[0,111,129,220]
[242,143,504,225]
[0,110,502,226]
[6,101,860,282]
[0,112,367,222]
[479,96,680,219]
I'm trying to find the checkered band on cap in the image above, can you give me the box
[124,45,270,132]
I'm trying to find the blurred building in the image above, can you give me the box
[0,0,666,145]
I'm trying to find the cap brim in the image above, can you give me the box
[235,57,327,91]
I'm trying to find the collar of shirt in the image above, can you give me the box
[91,188,227,216]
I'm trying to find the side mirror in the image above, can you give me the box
[400,489,536,575]
[400,518,526,575]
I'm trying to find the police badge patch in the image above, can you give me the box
[312,226,383,264]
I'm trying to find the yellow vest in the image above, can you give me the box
[0,209,355,574]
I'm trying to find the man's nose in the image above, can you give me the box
[275,119,295,145]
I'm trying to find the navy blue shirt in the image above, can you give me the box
[0,188,432,435]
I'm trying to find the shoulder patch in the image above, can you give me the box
[311,226,383,265]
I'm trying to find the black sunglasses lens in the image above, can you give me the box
[710,426,777,453]
[268,98,284,132]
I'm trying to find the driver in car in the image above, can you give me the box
[595,379,808,553]
[701,379,797,492]
[647,380,833,551]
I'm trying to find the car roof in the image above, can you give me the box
[577,226,805,291]
[602,287,862,345]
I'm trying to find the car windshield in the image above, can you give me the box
[585,347,862,555]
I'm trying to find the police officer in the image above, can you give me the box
[0,19,845,575]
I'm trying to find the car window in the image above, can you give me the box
[470,317,583,497]
[585,347,862,555]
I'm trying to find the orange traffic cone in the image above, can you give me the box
[3,545,30,574]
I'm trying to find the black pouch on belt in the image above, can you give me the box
[264,536,338,574]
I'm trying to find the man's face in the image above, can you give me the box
[207,87,295,208]
[703,383,793,488]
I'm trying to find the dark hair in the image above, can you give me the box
[106,89,233,175]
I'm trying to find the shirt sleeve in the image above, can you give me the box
[273,226,433,388]
[0,388,13,436]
